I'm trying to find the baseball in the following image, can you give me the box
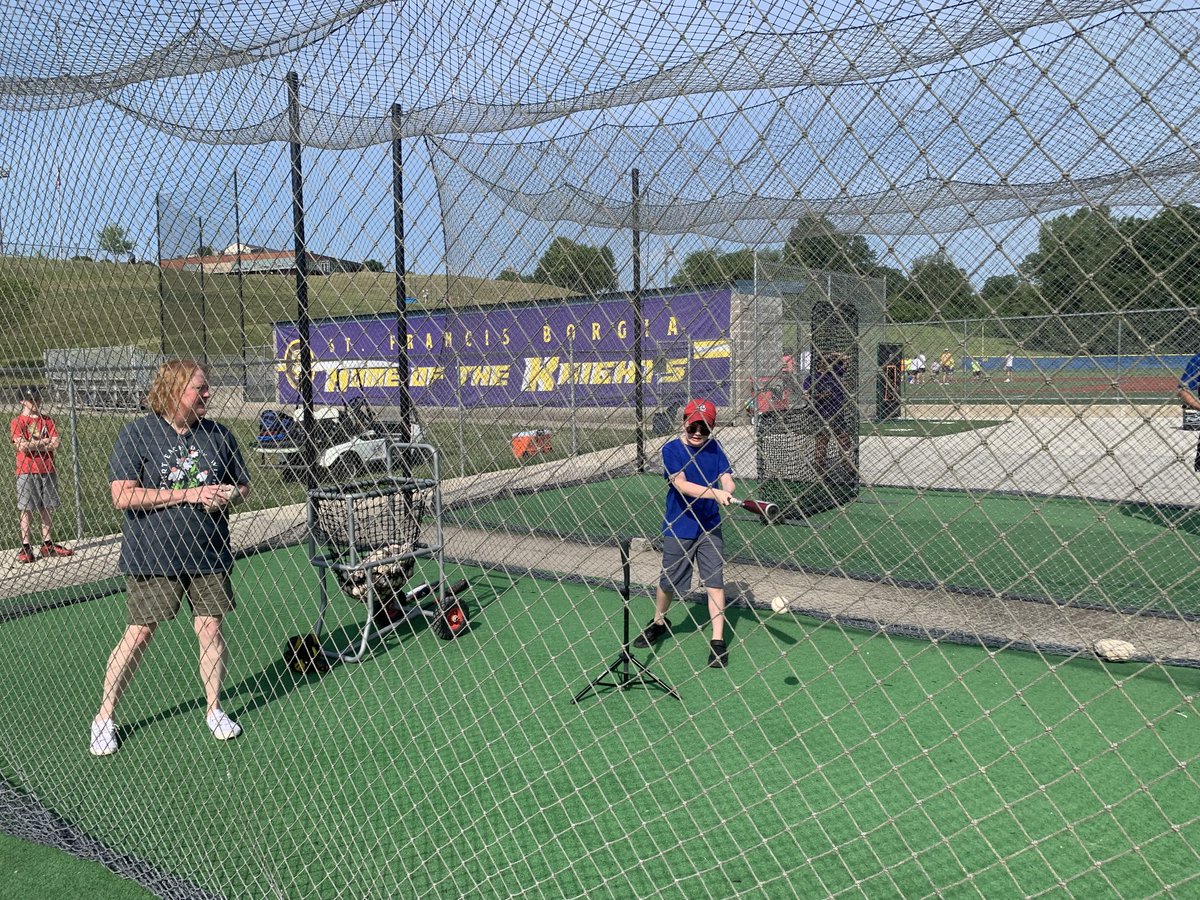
[1093,639,1137,662]
[770,596,789,614]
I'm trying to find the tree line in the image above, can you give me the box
[90,205,1200,356]
[507,207,1200,354]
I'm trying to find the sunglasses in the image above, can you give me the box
[686,423,711,436]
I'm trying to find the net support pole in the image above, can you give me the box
[67,372,82,540]
[287,70,315,488]
[233,169,247,388]
[632,168,645,472]
[392,103,412,444]
[155,192,165,357]
[198,215,207,363]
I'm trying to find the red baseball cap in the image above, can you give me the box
[683,398,717,429]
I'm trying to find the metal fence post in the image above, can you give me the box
[569,341,577,456]
[67,371,83,541]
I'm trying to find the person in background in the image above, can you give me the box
[805,350,854,474]
[939,348,954,384]
[1177,352,1200,472]
[90,360,250,757]
[1004,352,1015,383]
[10,390,73,564]
[635,398,736,669]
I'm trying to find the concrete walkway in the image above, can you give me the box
[7,406,1200,663]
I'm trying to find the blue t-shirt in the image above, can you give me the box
[1180,352,1200,394]
[661,437,732,540]
[108,415,250,576]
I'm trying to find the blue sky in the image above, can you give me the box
[0,0,1195,291]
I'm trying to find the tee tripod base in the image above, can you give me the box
[571,538,680,704]
[572,649,680,703]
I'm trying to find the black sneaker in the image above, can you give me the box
[707,639,729,669]
[633,619,670,648]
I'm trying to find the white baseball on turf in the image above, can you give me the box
[1093,639,1136,662]
[770,596,789,614]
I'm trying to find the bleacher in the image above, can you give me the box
[43,346,161,410]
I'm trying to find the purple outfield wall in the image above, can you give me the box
[274,287,732,408]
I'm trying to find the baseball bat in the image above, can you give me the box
[730,497,783,525]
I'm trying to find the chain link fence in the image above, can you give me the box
[1,2,1200,898]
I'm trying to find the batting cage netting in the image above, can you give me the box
[3,0,1200,897]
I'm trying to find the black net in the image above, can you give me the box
[4,0,1200,897]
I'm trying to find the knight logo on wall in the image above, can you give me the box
[275,287,732,409]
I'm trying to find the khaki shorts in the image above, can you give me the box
[125,573,234,625]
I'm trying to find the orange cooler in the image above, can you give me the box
[511,429,553,459]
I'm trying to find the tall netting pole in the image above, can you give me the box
[632,167,645,472]
[197,215,207,363]
[287,69,315,488]
[392,103,411,444]
[154,192,165,357]
[233,168,247,388]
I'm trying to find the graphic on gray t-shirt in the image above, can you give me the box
[108,415,250,576]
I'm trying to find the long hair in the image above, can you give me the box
[145,359,207,417]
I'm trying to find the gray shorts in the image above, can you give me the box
[125,573,234,625]
[16,473,60,511]
[660,532,725,594]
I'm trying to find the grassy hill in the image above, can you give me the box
[881,321,1024,361]
[0,256,1037,370]
[0,257,570,366]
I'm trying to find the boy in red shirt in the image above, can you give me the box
[11,391,72,563]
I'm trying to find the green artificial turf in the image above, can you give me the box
[0,833,154,900]
[448,474,1200,616]
[2,546,1199,897]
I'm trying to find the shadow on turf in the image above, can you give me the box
[636,583,800,652]
[118,575,515,742]
[1118,501,1200,537]
[117,638,354,744]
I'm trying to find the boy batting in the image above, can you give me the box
[634,398,735,668]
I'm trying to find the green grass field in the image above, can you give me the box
[867,418,1007,437]
[0,833,154,900]
[2,546,1198,897]
[898,370,1179,405]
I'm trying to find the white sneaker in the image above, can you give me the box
[206,709,242,741]
[90,719,118,756]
